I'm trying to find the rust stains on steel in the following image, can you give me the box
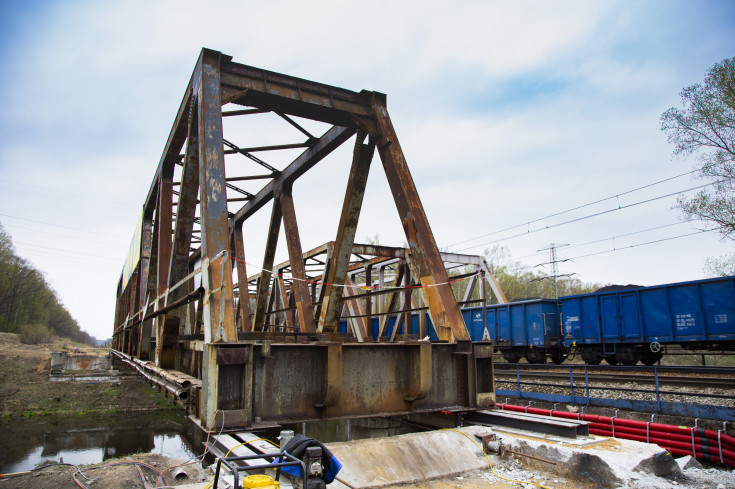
[112,48,506,429]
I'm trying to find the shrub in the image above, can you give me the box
[18,323,55,344]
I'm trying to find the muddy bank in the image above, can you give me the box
[0,453,207,489]
[0,339,175,417]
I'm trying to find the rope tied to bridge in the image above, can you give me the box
[230,255,480,290]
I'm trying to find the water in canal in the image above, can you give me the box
[0,411,423,476]
[0,411,197,475]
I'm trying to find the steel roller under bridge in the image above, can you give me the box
[112,48,506,430]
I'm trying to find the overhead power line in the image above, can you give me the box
[0,179,134,209]
[14,241,121,264]
[447,168,700,249]
[3,222,121,247]
[565,229,717,261]
[499,228,716,275]
[453,180,720,253]
[514,220,693,261]
[0,213,127,239]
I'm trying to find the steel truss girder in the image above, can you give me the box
[111,48,504,428]
[249,242,507,343]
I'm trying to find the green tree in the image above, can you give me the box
[481,245,602,302]
[660,57,735,275]
[0,221,94,343]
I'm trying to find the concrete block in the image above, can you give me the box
[326,426,491,488]
[633,450,681,477]
[675,455,703,470]
[498,430,681,488]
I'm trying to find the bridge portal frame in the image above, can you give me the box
[112,48,501,428]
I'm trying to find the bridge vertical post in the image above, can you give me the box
[137,216,154,360]
[232,223,252,332]
[252,200,281,332]
[197,49,237,345]
[196,49,237,426]
[140,212,159,361]
[279,185,316,333]
[157,93,200,368]
[318,131,374,332]
[155,173,174,367]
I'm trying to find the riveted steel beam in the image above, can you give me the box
[155,173,175,367]
[232,223,252,332]
[219,60,375,127]
[318,131,375,332]
[169,99,199,292]
[252,199,281,331]
[279,185,315,333]
[230,125,355,227]
[369,94,469,342]
[197,49,237,345]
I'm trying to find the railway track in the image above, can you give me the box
[494,364,735,390]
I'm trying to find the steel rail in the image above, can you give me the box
[494,370,735,388]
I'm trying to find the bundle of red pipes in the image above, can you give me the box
[495,403,735,468]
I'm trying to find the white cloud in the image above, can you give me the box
[1,0,733,339]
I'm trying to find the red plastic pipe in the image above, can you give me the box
[590,427,735,468]
[495,403,734,468]
[496,404,734,448]
[588,421,735,452]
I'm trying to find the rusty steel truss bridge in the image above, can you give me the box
[112,48,506,430]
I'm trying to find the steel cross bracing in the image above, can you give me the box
[111,48,505,428]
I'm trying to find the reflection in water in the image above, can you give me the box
[0,412,196,474]
[0,413,423,475]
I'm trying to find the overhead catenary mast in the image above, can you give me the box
[536,242,573,298]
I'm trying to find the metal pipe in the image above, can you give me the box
[111,350,190,401]
[129,355,194,390]
[502,448,557,465]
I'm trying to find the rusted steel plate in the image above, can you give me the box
[216,347,252,365]
[219,58,374,126]
[242,342,494,423]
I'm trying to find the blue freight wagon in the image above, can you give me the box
[561,276,735,365]
[339,299,564,363]
[482,299,565,363]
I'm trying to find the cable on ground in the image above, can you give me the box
[440,428,551,489]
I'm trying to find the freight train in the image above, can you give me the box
[342,275,735,365]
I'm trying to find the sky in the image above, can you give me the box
[0,0,734,341]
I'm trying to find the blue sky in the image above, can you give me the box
[0,0,733,340]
